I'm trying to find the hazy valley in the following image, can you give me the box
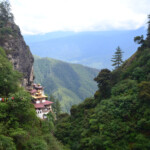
[34,56,98,112]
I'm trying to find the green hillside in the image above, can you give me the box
[33,56,98,112]
[55,19,150,150]
[0,2,67,149]
[0,47,67,150]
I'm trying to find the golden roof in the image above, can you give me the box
[32,95,47,99]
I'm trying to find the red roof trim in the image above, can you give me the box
[43,100,53,105]
[34,103,45,108]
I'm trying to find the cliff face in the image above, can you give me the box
[0,22,34,88]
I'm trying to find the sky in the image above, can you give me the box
[9,0,150,35]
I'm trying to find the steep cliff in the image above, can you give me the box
[0,21,34,88]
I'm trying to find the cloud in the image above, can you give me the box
[9,0,150,35]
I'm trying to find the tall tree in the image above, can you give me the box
[0,1,14,45]
[94,69,112,99]
[111,46,123,69]
[0,0,14,23]
[146,14,150,47]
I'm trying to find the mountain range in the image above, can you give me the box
[33,56,99,112]
[24,27,147,69]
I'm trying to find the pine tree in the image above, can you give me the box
[146,14,150,47]
[111,46,123,69]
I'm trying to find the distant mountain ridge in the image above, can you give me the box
[24,28,147,69]
[33,56,99,112]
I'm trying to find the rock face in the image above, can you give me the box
[0,22,34,88]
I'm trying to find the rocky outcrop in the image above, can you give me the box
[0,22,34,88]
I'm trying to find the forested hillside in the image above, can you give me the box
[55,17,150,150]
[1,1,150,150]
[34,56,98,112]
[0,1,67,149]
[0,47,67,150]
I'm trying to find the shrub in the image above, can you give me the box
[138,81,150,103]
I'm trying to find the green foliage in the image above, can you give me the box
[0,26,12,44]
[2,6,150,150]
[132,67,145,82]
[49,95,61,118]
[94,69,112,99]
[0,89,40,149]
[134,35,144,45]
[34,56,98,112]
[56,77,150,149]
[0,46,6,56]
[0,26,12,35]
[111,46,123,69]
[0,0,14,23]
[43,134,69,150]
[0,135,16,150]
[0,47,22,96]
[111,79,138,96]
[55,22,150,149]
[55,113,71,146]
[42,112,55,134]
[0,3,67,149]
[138,81,150,102]
[0,1,13,44]
[121,48,150,81]
[25,138,48,150]
[0,48,65,150]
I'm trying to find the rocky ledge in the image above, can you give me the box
[0,22,34,88]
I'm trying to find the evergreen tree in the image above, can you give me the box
[0,0,14,23]
[0,1,14,45]
[146,14,150,47]
[111,46,123,69]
